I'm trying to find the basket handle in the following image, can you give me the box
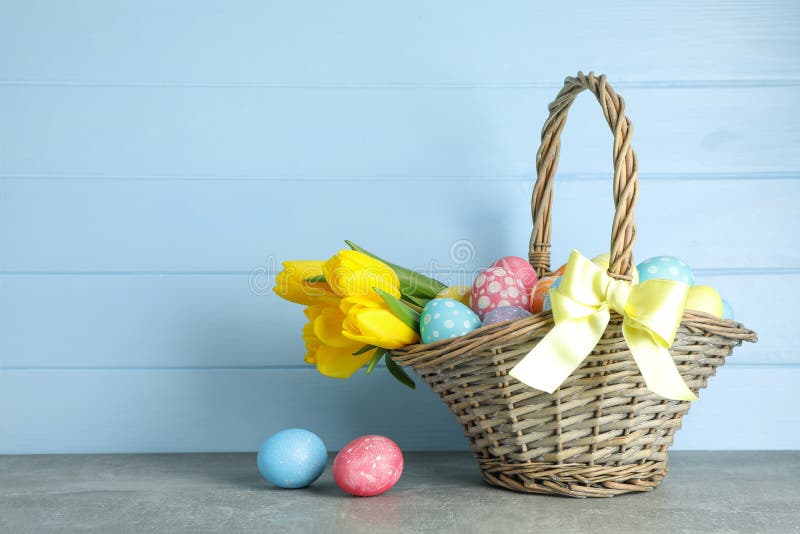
[528,72,639,280]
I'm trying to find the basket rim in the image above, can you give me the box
[391,308,756,364]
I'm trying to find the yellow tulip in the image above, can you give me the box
[323,250,400,300]
[282,250,420,378]
[314,344,374,379]
[301,321,319,365]
[302,305,370,378]
[274,260,339,305]
[340,296,419,349]
[304,303,353,348]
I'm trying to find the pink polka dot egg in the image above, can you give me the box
[333,435,404,497]
[470,266,530,320]
[491,256,538,293]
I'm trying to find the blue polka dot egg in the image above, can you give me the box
[636,256,695,286]
[420,298,481,344]
[257,428,328,489]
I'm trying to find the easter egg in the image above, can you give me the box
[542,276,563,311]
[420,298,481,343]
[530,276,558,314]
[552,262,567,276]
[257,429,328,489]
[722,299,734,320]
[491,256,538,293]
[685,285,723,318]
[333,435,403,497]
[436,285,471,306]
[636,256,694,286]
[470,266,530,320]
[592,253,611,266]
[482,306,532,326]
[592,253,639,284]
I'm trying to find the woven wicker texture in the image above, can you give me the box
[390,72,757,498]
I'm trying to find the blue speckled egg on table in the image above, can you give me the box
[420,298,481,344]
[636,256,695,285]
[257,428,328,489]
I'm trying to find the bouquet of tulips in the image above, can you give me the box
[274,242,446,388]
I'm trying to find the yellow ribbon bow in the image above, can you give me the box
[510,250,697,401]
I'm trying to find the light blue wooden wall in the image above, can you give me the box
[1,1,798,453]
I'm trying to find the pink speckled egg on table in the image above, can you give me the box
[333,435,404,497]
[470,266,529,320]
[490,256,538,293]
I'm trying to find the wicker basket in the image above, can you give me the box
[390,72,757,498]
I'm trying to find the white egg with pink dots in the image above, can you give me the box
[470,266,530,320]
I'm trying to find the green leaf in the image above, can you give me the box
[400,289,429,310]
[399,299,423,314]
[373,287,420,331]
[385,353,416,389]
[345,240,445,299]
[305,274,326,283]
[352,344,377,356]
[365,348,387,375]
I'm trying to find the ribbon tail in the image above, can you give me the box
[623,323,698,401]
[510,308,610,394]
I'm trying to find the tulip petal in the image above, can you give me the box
[323,250,400,299]
[274,260,339,305]
[314,343,372,378]
[312,305,353,348]
[342,307,419,349]
[301,321,319,365]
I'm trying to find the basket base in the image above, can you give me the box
[478,457,668,498]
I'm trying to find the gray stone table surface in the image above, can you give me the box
[1,452,798,533]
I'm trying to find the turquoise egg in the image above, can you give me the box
[636,256,695,285]
[721,299,734,320]
[257,429,328,489]
[420,298,481,344]
[542,276,562,312]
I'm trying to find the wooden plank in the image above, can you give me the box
[0,366,796,453]
[1,86,798,178]
[2,178,798,271]
[0,368,464,454]
[0,273,299,369]
[0,272,782,368]
[0,1,797,84]
[674,366,800,450]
